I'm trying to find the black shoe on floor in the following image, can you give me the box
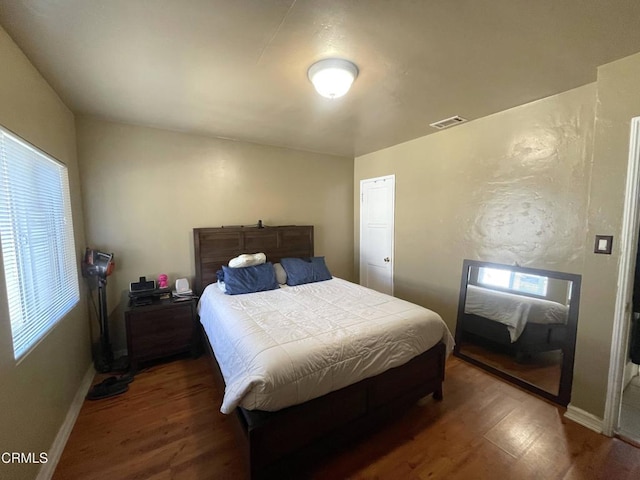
[86,376,129,400]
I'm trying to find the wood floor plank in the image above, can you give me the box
[54,354,640,479]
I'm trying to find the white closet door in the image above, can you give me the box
[360,175,395,295]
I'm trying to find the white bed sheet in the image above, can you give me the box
[464,284,569,342]
[198,277,454,414]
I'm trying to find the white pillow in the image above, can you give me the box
[228,252,266,268]
[273,263,287,285]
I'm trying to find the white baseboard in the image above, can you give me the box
[36,362,95,480]
[564,404,604,434]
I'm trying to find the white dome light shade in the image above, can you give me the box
[308,58,358,99]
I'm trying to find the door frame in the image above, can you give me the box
[603,116,640,436]
[359,174,395,295]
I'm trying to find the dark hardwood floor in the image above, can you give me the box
[53,354,640,480]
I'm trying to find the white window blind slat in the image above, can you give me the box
[0,127,80,360]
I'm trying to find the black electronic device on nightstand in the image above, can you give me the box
[128,276,156,306]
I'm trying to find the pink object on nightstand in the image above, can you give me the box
[158,274,168,289]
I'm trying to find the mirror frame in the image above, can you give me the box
[453,259,581,406]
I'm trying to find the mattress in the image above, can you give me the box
[198,277,454,413]
[464,285,569,342]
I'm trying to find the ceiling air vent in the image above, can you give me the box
[429,115,467,130]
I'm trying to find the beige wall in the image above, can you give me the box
[574,52,640,416]
[76,117,354,351]
[0,27,90,480]
[355,83,597,406]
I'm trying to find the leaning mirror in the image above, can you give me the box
[454,259,581,406]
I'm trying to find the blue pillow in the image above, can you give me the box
[222,262,279,295]
[280,257,332,286]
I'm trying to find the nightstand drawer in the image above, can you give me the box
[125,299,199,371]
[128,307,192,336]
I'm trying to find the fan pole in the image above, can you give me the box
[95,276,113,372]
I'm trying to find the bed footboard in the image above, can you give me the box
[202,326,445,479]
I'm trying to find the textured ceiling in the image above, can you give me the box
[2,0,640,157]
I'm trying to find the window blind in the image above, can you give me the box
[0,127,79,360]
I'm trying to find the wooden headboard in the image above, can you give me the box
[193,225,314,294]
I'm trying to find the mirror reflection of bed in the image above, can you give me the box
[454,259,581,405]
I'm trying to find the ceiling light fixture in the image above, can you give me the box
[307,58,358,99]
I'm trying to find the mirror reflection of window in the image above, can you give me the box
[478,267,548,297]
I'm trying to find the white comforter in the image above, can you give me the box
[198,277,454,414]
[464,285,569,342]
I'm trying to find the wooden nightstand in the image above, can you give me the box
[125,297,201,372]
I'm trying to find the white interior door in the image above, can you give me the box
[360,175,395,295]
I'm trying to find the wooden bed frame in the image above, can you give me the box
[457,312,567,360]
[193,225,447,478]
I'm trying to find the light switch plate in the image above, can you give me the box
[594,235,613,254]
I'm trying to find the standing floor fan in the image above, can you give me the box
[82,248,116,373]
